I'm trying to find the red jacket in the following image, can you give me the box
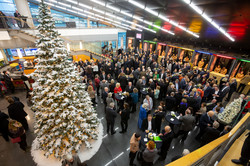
[95,78,100,87]
[114,87,122,93]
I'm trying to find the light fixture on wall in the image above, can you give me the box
[17,49,23,58]
[80,41,82,50]
[0,50,4,59]
[67,43,70,51]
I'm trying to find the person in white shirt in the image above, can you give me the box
[141,114,155,132]
[143,95,153,111]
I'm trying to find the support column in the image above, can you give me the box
[87,19,90,28]
[0,49,9,65]
[14,0,35,28]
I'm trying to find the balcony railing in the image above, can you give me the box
[0,16,113,30]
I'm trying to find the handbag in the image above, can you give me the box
[11,137,21,143]
[137,150,143,161]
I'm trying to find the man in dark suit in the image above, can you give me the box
[165,92,176,111]
[105,102,117,135]
[141,114,155,132]
[125,82,134,93]
[206,99,217,111]
[180,75,187,90]
[160,70,166,80]
[3,71,15,93]
[158,126,174,160]
[102,87,109,108]
[178,108,196,142]
[187,93,196,111]
[185,82,193,94]
[226,79,237,101]
[195,111,214,140]
[119,73,128,91]
[218,82,230,102]
[231,132,250,165]
[7,97,28,130]
[203,82,212,101]
[0,111,9,142]
[100,71,107,81]
[201,121,220,146]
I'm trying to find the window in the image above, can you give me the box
[29,2,95,28]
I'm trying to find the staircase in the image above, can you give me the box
[8,29,37,43]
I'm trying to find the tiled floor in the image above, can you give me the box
[0,89,242,166]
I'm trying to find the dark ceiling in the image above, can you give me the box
[82,0,250,55]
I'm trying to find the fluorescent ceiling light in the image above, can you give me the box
[58,2,71,8]
[116,16,125,21]
[106,4,120,12]
[143,27,156,33]
[128,0,198,37]
[183,0,191,4]
[143,20,153,25]
[161,28,174,35]
[120,10,132,17]
[133,15,143,22]
[79,3,92,9]
[158,14,169,22]
[67,9,78,14]
[56,5,67,10]
[145,7,158,16]
[84,1,160,34]
[128,0,145,9]
[48,0,57,3]
[105,17,113,22]
[44,2,54,6]
[95,14,104,19]
[90,0,105,6]
[105,12,115,18]
[152,24,161,29]
[202,13,212,22]
[93,8,105,14]
[72,6,83,11]
[210,21,220,30]
[84,10,94,15]
[65,0,78,4]
[182,0,234,41]
[190,3,202,14]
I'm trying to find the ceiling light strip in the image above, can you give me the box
[65,0,78,5]
[88,0,170,34]
[182,0,235,41]
[128,0,198,37]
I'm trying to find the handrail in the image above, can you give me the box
[166,112,250,166]
[0,16,112,30]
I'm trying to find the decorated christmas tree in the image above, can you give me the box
[218,95,244,125]
[31,1,99,159]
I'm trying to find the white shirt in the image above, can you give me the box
[147,121,152,131]
[92,65,98,72]
[213,90,219,99]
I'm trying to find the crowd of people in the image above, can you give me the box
[74,50,248,165]
[0,49,248,166]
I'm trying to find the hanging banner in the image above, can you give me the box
[118,32,126,50]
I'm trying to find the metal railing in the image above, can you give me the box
[167,112,250,166]
[0,16,113,30]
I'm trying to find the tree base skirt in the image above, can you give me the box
[31,123,103,166]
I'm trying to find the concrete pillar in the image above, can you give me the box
[0,49,9,65]
[14,0,35,28]
[87,19,90,28]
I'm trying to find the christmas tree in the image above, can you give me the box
[218,96,244,125]
[31,1,99,159]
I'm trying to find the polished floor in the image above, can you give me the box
[0,89,241,166]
